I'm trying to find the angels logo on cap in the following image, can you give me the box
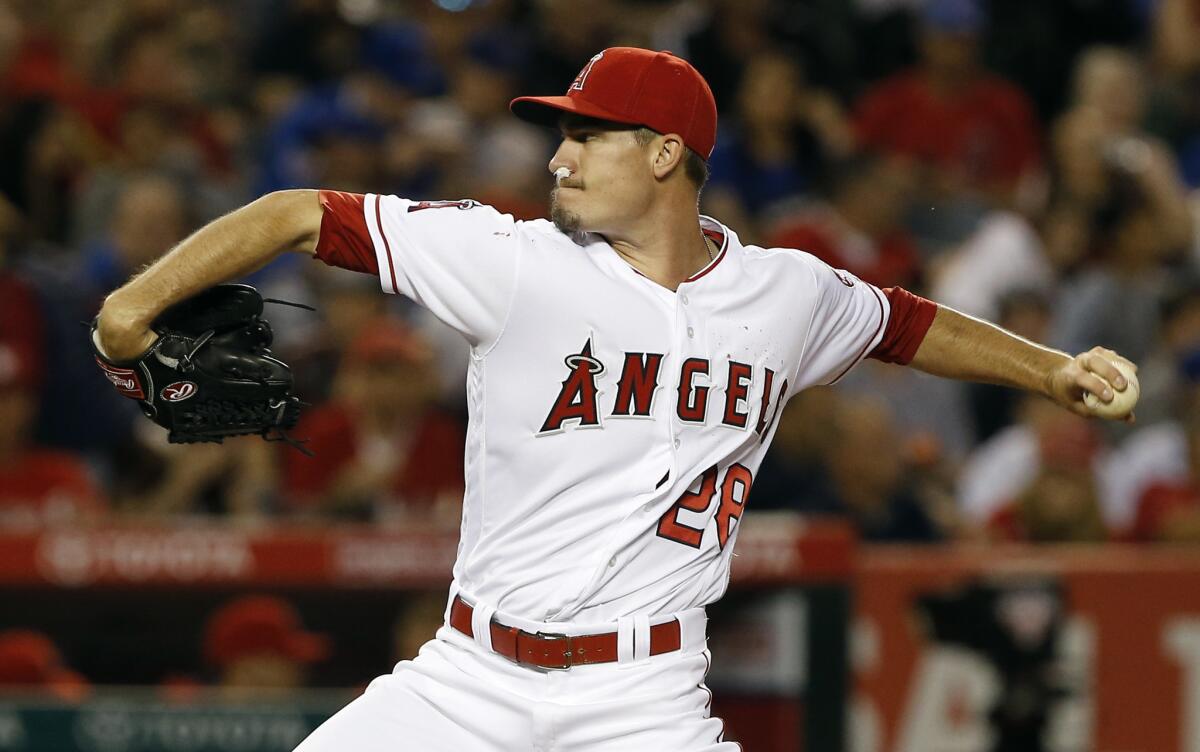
[569,52,604,92]
[161,381,198,402]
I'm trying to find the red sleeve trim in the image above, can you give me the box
[869,287,938,365]
[314,190,377,275]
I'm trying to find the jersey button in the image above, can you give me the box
[681,294,689,305]
[608,556,617,568]
[686,326,694,338]
[673,438,681,449]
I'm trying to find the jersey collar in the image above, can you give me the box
[683,216,730,284]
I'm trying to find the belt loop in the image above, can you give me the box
[472,602,497,652]
[444,583,461,625]
[617,616,635,664]
[633,614,652,662]
[685,610,708,653]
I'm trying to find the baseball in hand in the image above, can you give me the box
[1083,359,1139,419]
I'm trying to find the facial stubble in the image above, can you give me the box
[550,187,582,235]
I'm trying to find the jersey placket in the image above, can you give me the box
[552,275,684,618]
[671,280,704,464]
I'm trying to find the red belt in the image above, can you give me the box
[448,595,682,670]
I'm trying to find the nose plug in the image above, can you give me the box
[555,167,571,183]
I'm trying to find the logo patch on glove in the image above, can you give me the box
[95,358,145,399]
[161,381,198,402]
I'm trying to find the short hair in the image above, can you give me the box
[633,127,709,193]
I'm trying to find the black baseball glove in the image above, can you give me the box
[92,284,306,447]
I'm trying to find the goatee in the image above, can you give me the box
[550,189,582,234]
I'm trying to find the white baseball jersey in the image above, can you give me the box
[314,191,933,624]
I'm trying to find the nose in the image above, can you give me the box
[548,139,577,177]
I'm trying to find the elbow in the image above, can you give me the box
[96,293,155,360]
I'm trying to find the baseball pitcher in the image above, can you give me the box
[94,48,1137,751]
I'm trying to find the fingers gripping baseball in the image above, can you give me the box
[1051,347,1139,421]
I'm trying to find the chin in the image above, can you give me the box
[550,192,584,234]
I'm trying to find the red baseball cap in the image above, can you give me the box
[204,595,331,668]
[511,47,718,160]
[0,629,89,700]
[346,317,433,366]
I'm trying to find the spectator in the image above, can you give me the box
[1047,172,1178,366]
[520,0,615,97]
[834,355,975,465]
[705,49,854,236]
[0,341,106,529]
[684,0,775,114]
[928,211,1054,323]
[1151,0,1200,190]
[282,317,465,525]
[107,429,276,522]
[988,417,1108,543]
[251,0,363,85]
[204,595,329,696]
[1129,383,1200,542]
[284,264,389,403]
[765,151,920,288]
[957,395,1132,530]
[78,173,189,305]
[15,225,147,455]
[854,0,1041,209]
[0,629,89,701]
[800,397,943,543]
[964,290,1054,442]
[1152,0,1200,81]
[752,386,841,511]
[257,60,414,194]
[1129,278,1200,426]
[442,30,549,220]
[1047,48,1195,367]
[1051,47,1193,254]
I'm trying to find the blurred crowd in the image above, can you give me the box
[0,590,449,696]
[2,0,1200,567]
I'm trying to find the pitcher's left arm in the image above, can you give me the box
[908,305,1137,421]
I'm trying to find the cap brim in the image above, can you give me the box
[510,95,643,130]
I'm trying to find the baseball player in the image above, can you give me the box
[95,48,1138,751]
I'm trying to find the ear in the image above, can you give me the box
[651,134,687,180]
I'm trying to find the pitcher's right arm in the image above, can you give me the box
[96,189,322,360]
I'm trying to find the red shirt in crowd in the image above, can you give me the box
[767,214,920,289]
[283,403,465,513]
[855,70,1040,189]
[1130,481,1200,542]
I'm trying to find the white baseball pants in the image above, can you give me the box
[294,605,738,751]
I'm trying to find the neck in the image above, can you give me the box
[603,203,713,291]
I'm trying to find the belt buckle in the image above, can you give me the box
[533,631,573,670]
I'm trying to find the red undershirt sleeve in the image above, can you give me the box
[313,190,376,274]
[868,286,938,365]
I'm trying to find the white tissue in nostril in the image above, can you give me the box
[554,167,571,181]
